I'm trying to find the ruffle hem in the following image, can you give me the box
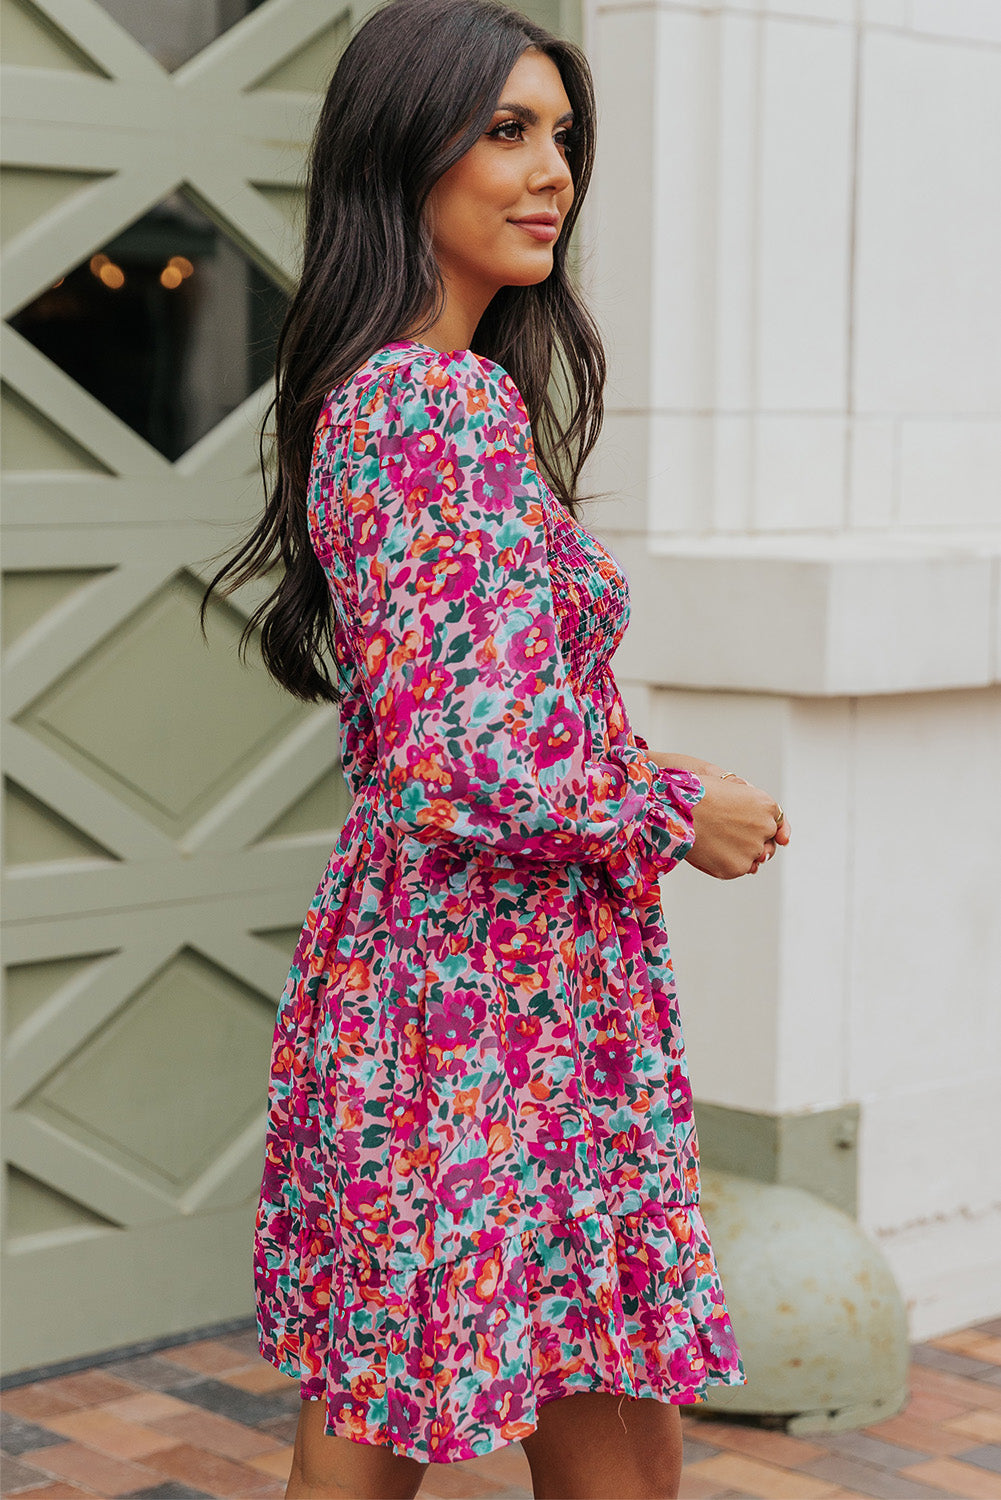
[258,1204,746,1463]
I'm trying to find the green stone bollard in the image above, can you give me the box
[697,1170,910,1433]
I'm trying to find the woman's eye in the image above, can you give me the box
[489,120,575,154]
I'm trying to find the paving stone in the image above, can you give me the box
[121,1486,214,1499]
[944,1410,1001,1443]
[802,1453,959,1499]
[253,1411,299,1445]
[166,1376,298,1430]
[411,1465,514,1498]
[31,1371,141,1408]
[0,1410,68,1455]
[44,1407,183,1461]
[102,1356,205,1392]
[930,1332,1001,1366]
[957,1445,1001,1476]
[688,1450,843,1497]
[690,1419,826,1469]
[220,1362,298,1395]
[144,1407,279,1462]
[0,1385,82,1422]
[139,1442,284,1497]
[464,1436,533,1486]
[911,1344,998,1380]
[900,1455,1001,1498]
[806,1430,929,1470]
[0,1454,59,1493]
[863,1412,972,1458]
[101,1392,195,1426]
[157,1342,255,1378]
[901,1388,976,1425]
[246,1446,294,1479]
[680,1437,725,1464]
[211,1329,261,1359]
[675,1476,730,1499]
[17,1440,161,1496]
[7,1484,96,1499]
[909,1366,1001,1414]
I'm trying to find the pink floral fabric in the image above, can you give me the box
[254,340,745,1461]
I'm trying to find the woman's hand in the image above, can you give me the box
[649,752,790,879]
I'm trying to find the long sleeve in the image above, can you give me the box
[339,349,699,877]
[602,687,706,897]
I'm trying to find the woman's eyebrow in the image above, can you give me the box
[494,102,575,127]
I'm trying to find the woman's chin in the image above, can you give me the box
[501,256,556,288]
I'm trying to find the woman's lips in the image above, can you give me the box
[510,219,559,242]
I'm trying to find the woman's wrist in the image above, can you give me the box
[649,751,726,780]
[654,763,706,808]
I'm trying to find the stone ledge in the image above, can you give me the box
[605,530,1001,695]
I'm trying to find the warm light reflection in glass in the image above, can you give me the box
[9,187,288,461]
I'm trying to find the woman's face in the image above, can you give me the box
[426,48,576,307]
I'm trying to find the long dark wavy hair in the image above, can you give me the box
[199,0,606,705]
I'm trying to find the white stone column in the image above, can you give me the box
[581,0,1001,1341]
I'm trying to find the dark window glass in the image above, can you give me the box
[9,191,288,462]
[94,0,268,72]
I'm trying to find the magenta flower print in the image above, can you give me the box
[530,700,583,770]
[472,444,523,513]
[667,1064,694,1123]
[509,618,556,674]
[440,1159,490,1215]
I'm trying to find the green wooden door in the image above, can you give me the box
[1,0,579,1374]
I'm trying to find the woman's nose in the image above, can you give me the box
[529,142,572,196]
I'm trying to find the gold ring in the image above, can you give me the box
[776,805,785,826]
[720,771,739,781]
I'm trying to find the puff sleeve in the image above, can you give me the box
[343,350,701,878]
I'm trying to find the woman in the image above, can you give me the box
[202,1,790,1495]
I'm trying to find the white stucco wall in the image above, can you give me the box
[580,0,1001,1340]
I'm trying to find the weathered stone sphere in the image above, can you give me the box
[697,1170,910,1433]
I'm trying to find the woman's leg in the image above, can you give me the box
[520,1392,683,1500]
[285,1398,428,1500]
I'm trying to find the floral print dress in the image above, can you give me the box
[254,339,746,1463]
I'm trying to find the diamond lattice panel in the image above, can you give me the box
[8,189,288,461]
[3,952,118,1037]
[93,0,266,73]
[1,0,107,72]
[25,945,275,1187]
[16,570,306,836]
[4,780,120,865]
[249,10,351,92]
[0,168,112,248]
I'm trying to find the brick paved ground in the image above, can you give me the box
[2,1317,1000,1499]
